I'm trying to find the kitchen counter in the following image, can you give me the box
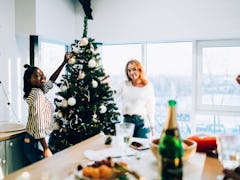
[4,133,224,180]
[0,130,26,141]
[0,128,28,177]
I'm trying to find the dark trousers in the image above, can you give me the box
[124,115,150,138]
[23,133,43,164]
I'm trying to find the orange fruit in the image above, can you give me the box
[99,164,113,179]
[82,166,94,177]
[91,167,100,179]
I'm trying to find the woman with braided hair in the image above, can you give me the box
[22,52,71,163]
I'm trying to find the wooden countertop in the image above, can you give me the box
[4,134,224,180]
[202,156,223,179]
[0,130,26,141]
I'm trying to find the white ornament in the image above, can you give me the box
[99,105,107,114]
[77,71,85,80]
[80,37,88,46]
[68,57,76,65]
[72,45,79,53]
[88,59,97,68]
[56,111,63,118]
[93,118,98,123]
[60,84,68,92]
[92,80,98,88]
[93,49,98,55]
[74,115,79,124]
[90,44,95,52]
[61,99,68,107]
[93,114,97,119]
[68,97,76,106]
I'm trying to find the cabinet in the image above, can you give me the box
[0,140,6,176]
[0,133,29,177]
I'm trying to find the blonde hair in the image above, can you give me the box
[125,59,148,86]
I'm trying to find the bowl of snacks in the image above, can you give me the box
[75,157,141,179]
[150,138,197,163]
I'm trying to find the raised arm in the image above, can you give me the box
[49,52,71,83]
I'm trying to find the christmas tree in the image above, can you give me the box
[49,17,120,153]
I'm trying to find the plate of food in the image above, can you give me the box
[70,157,142,180]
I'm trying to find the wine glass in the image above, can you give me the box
[115,122,135,158]
[216,135,240,179]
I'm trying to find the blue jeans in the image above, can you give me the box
[23,133,43,164]
[123,115,150,138]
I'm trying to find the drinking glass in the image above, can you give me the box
[115,122,135,157]
[217,135,240,170]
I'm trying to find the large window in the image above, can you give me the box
[36,39,240,137]
[195,40,240,135]
[102,39,240,137]
[102,42,192,138]
[196,40,240,110]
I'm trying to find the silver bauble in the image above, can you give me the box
[68,97,76,106]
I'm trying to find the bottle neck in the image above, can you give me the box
[164,106,177,130]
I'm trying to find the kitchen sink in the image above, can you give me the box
[0,122,25,133]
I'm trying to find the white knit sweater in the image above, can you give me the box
[116,80,155,128]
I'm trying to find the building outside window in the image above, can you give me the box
[101,39,240,137]
[146,42,192,138]
[37,39,240,138]
[195,40,240,135]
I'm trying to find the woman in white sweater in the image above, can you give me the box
[117,59,155,138]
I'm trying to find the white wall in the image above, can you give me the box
[15,0,36,35]
[84,0,240,43]
[0,0,21,122]
[15,0,77,44]
[0,0,79,123]
[36,0,77,44]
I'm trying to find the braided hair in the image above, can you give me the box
[23,64,38,99]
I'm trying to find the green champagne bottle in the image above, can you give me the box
[159,100,184,180]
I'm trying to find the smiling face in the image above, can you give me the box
[127,62,140,82]
[29,68,46,89]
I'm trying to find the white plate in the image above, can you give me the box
[65,170,136,180]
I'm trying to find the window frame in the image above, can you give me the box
[37,39,68,104]
[195,39,240,116]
